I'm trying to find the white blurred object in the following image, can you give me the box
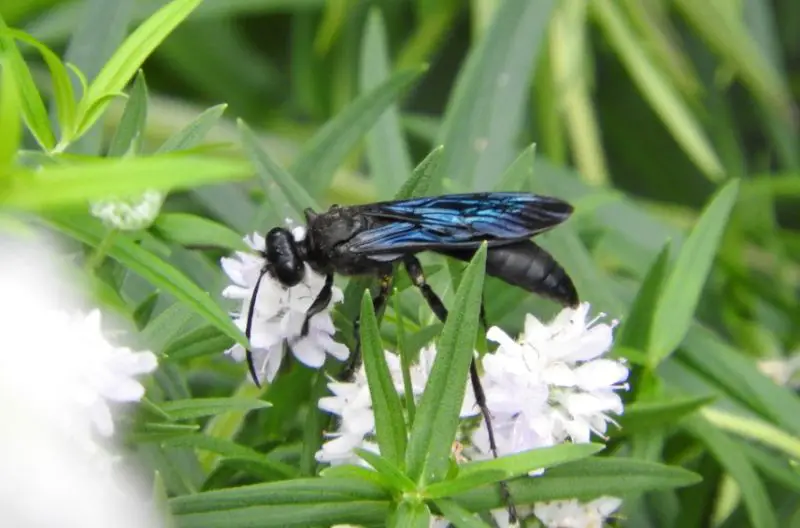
[0,236,162,528]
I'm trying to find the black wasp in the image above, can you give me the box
[244,192,578,520]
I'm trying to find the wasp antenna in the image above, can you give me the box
[245,266,269,387]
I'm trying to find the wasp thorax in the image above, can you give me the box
[265,227,304,287]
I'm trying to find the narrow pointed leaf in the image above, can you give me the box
[615,242,671,350]
[1,28,76,142]
[433,499,491,528]
[0,56,21,168]
[390,501,430,528]
[360,8,413,197]
[406,244,487,483]
[355,448,415,492]
[0,23,55,150]
[614,396,715,435]
[292,67,424,198]
[649,180,739,364]
[107,69,148,157]
[450,458,701,512]
[592,0,724,181]
[435,1,555,190]
[160,398,271,421]
[359,290,408,466]
[493,143,537,192]
[238,119,319,215]
[424,469,507,499]
[4,155,250,209]
[157,104,227,153]
[170,477,390,514]
[154,213,249,252]
[459,443,603,480]
[684,417,777,528]
[395,145,443,199]
[77,0,201,136]
[44,213,247,348]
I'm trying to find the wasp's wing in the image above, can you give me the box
[341,192,572,255]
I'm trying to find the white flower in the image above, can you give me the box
[0,237,162,527]
[90,189,164,230]
[55,309,159,437]
[758,352,800,388]
[533,496,622,528]
[474,303,628,465]
[316,345,476,466]
[316,370,379,466]
[222,230,349,384]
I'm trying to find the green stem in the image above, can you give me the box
[394,292,416,427]
[84,228,118,272]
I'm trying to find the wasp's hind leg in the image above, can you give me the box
[403,255,517,523]
[345,272,393,380]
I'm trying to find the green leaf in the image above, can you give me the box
[615,242,672,350]
[355,448,416,492]
[44,213,247,348]
[493,143,537,192]
[406,243,487,483]
[450,458,701,512]
[159,434,294,479]
[154,213,249,252]
[680,324,800,436]
[0,56,21,169]
[141,301,196,353]
[0,21,55,150]
[433,499,491,528]
[292,67,425,198]
[320,464,387,488]
[238,119,320,215]
[107,69,148,157]
[170,477,389,514]
[0,28,76,143]
[162,325,232,363]
[591,0,725,181]
[359,290,408,466]
[434,0,555,190]
[76,0,202,138]
[3,155,249,210]
[157,104,227,153]
[360,8,413,197]
[424,469,507,499]
[395,145,443,200]
[701,407,800,461]
[683,417,778,528]
[173,502,391,528]
[390,500,430,528]
[649,180,739,365]
[615,396,715,435]
[160,398,271,421]
[458,443,604,480]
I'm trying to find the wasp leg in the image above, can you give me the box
[345,273,393,380]
[403,255,517,524]
[301,274,334,337]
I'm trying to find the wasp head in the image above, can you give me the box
[264,227,305,287]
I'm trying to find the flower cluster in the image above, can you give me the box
[221,230,349,384]
[473,304,628,467]
[90,189,164,230]
[313,302,628,527]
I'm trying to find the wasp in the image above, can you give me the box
[244,192,578,520]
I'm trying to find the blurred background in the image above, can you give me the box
[3,1,800,525]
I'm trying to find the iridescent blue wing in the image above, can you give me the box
[341,192,572,255]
